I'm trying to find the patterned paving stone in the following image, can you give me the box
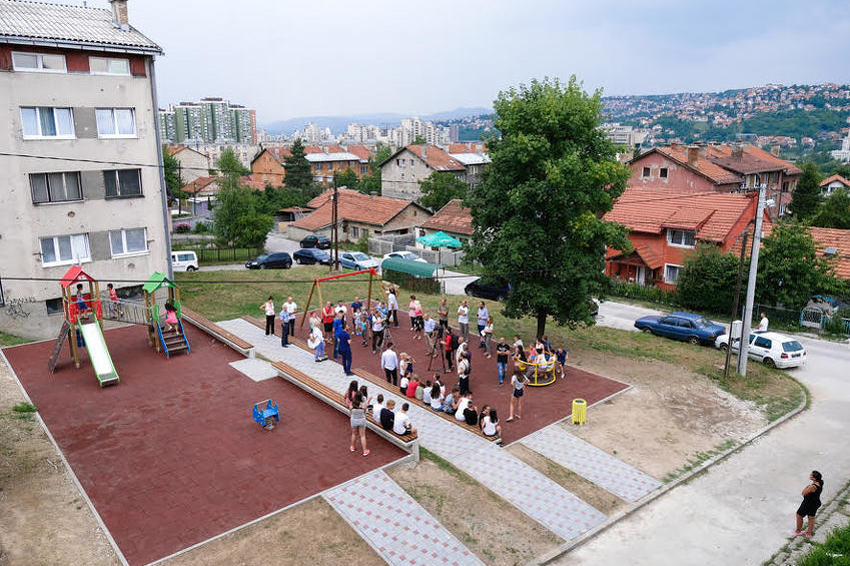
[522,426,661,503]
[324,470,486,566]
[228,357,278,382]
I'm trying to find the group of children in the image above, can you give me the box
[344,379,417,456]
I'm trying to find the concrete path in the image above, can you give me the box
[557,334,850,566]
[522,425,661,503]
[217,318,606,542]
[324,470,485,566]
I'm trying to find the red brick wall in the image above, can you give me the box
[251,152,286,186]
[629,153,730,192]
[0,45,147,76]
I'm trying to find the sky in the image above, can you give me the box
[90,0,850,123]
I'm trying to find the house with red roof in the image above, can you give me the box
[165,145,210,185]
[380,144,467,201]
[250,145,374,188]
[417,199,474,245]
[604,187,770,290]
[820,174,850,195]
[288,188,431,243]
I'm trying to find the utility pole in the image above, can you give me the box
[724,226,750,380]
[737,184,766,377]
[332,185,339,271]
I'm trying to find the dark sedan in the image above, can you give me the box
[245,252,292,269]
[299,234,331,249]
[634,312,726,345]
[293,248,331,265]
[464,278,511,301]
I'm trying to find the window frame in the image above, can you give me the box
[96,107,137,138]
[659,167,668,178]
[103,169,143,199]
[12,51,67,73]
[642,166,651,178]
[20,106,75,139]
[667,229,696,248]
[39,233,91,267]
[109,227,148,258]
[88,56,131,76]
[663,263,682,284]
[30,171,83,204]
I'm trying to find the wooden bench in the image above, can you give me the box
[182,307,254,357]
[271,361,419,462]
[352,368,501,444]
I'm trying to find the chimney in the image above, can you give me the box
[109,0,129,28]
[770,145,781,157]
[731,143,744,159]
[687,145,699,166]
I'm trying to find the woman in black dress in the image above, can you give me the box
[794,470,823,537]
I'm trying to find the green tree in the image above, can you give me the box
[790,162,823,220]
[810,189,850,229]
[162,145,185,207]
[756,223,836,309]
[418,171,467,211]
[257,184,307,216]
[333,168,359,190]
[284,138,315,198]
[467,76,631,338]
[412,135,426,145]
[216,147,249,176]
[212,176,273,248]
[356,144,393,196]
[676,244,740,312]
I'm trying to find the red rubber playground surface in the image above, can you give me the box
[4,324,403,566]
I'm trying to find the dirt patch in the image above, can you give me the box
[567,352,766,480]
[387,453,562,565]
[162,497,380,566]
[507,444,624,516]
[0,354,119,566]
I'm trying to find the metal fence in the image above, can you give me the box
[172,246,262,264]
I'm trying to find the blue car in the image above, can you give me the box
[634,312,726,345]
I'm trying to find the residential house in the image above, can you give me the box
[604,188,769,290]
[288,188,431,243]
[166,145,210,184]
[307,151,363,187]
[381,144,466,201]
[417,199,473,246]
[820,174,850,195]
[250,144,373,188]
[0,0,169,338]
[251,146,289,186]
[741,225,850,282]
[446,143,490,187]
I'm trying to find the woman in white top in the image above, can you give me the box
[454,394,471,421]
[429,383,443,411]
[260,296,275,336]
[481,408,501,437]
[507,371,526,422]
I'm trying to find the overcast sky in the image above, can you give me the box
[95,0,850,123]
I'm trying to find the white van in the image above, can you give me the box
[171,251,199,271]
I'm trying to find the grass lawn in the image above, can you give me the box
[175,267,805,422]
[0,331,31,347]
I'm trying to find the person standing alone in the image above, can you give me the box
[338,323,353,376]
[381,342,399,385]
[457,300,470,341]
[260,296,275,336]
[795,471,824,538]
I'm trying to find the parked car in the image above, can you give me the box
[634,312,726,345]
[299,234,331,249]
[293,248,331,265]
[245,252,292,269]
[339,252,380,270]
[714,331,807,368]
[464,278,511,301]
[383,251,428,263]
[171,250,199,271]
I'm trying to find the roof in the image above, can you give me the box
[305,152,361,163]
[142,272,176,294]
[634,146,742,186]
[605,187,757,242]
[820,174,850,188]
[0,0,162,54]
[381,257,441,278]
[59,265,95,288]
[706,144,801,176]
[180,176,218,195]
[447,143,487,154]
[605,241,664,270]
[346,145,373,163]
[382,145,465,172]
[292,188,428,231]
[810,227,850,280]
[166,145,208,159]
[447,152,491,166]
[420,199,473,236]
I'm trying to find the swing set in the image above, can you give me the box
[299,268,381,328]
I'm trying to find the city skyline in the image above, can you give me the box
[86,0,850,122]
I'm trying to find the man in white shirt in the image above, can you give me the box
[754,312,769,332]
[454,393,471,421]
[381,342,399,386]
[393,402,416,436]
[457,300,470,340]
[283,296,298,336]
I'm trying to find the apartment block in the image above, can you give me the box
[0,0,169,338]
[160,97,257,145]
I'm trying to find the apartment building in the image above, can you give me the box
[0,0,169,339]
[160,98,257,144]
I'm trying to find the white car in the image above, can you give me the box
[714,331,807,368]
[382,251,428,263]
[339,252,380,271]
[171,251,199,271]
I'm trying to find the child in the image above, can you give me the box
[353,308,363,336]
[393,402,416,436]
[372,393,385,415]
[106,283,122,318]
[422,380,433,404]
[555,347,569,378]
[406,374,420,398]
[429,383,443,411]
[399,373,409,395]
[162,302,179,332]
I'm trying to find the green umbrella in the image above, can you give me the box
[416,231,463,249]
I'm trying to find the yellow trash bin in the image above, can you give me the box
[572,398,586,426]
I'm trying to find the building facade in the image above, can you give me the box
[380,145,466,201]
[0,0,169,338]
[159,97,257,145]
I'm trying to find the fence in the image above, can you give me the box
[172,246,263,264]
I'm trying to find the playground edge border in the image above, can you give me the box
[531,378,811,566]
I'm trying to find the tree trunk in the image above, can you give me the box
[536,311,547,341]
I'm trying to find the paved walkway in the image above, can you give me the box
[218,318,607,542]
[324,470,485,566]
[522,426,661,503]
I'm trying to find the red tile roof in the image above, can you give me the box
[293,188,427,231]
[447,142,487,154]
[651,146,743,185]
[404,145,466,172]
[420,199,473,236]
[346,145,373,163]
[820,174,850,189]
[180,175,219,195]
[166,145,186,156]
[605,187,757,242]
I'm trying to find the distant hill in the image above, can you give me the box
[262,107,492,135]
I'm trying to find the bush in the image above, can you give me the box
[609,279,678,306]
[193,221,211,234]
[174,222,191,234]
[677,244,740,313]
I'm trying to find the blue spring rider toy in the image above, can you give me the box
[253,399,279,430]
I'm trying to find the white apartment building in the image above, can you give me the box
[390,117,451,148]
[0,0,170,339]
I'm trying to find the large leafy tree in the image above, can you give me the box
[212,176,274,248]
[162,145,185,206]
[216,147,249,176]
[333,168,359,190]
[756,223,836,309]
[810,189,850,229]
[467,76,631,338]
[790,162,822,220]
[284,138,315,197]
[357,144,393,195]
[418,171,467,211]
[676,244,740,312]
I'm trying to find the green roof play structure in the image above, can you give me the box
[143,272,191,359]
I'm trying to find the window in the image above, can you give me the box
[96,108,136,137]
[667,229,696,248]
[664,264,682,284]
[351,226,360,238]
[642,167,651,177]
[30,172,82,203]
[360,165,369,174]
[40,234,90,266]
[12,52,66,73]
[104,169,142,198]
[45,298,63,316]
[109,228,147,257]
[659,168,668,178]
[89,57,130,76]
[21,107,74,138]
[753,336,772,349]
